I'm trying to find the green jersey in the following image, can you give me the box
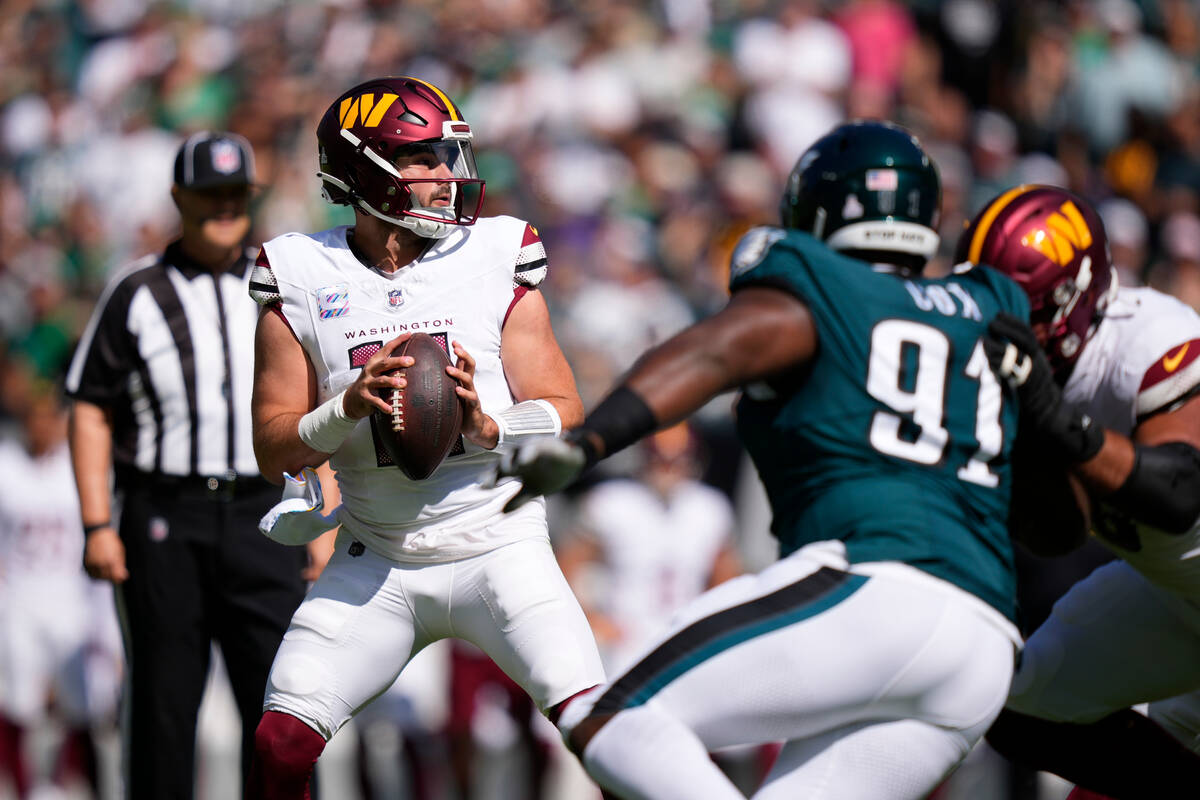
[729,227,1030,622]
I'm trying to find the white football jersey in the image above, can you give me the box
[0,439,123,725]
[0,440,87,582]
[577,478,734,672]
[256,217,552,561]
[1063,286,1200,596]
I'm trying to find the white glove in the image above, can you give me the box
[488,436,587,512]
[258,467,340,545]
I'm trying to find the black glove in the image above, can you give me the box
[983,312,1104,463]
[488,435,588,513]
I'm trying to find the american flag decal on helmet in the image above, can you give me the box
[515,223,548,287]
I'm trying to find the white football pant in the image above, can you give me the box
[558,541,1017,800]
[263,528,605,740]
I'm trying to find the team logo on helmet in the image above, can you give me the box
[957,184,1114,379]
[339,93,399,129]
[1019,199,1093,267]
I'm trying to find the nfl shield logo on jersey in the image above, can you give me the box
[387,289,404,310]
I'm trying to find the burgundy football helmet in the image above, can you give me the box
[316,76,485,238]
[957,184,1116,379]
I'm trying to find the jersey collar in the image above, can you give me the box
[164,240,252,280]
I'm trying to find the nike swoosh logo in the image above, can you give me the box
[1163,343,1190,373]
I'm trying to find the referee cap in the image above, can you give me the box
[174,131,256,190]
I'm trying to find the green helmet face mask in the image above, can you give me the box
[780,120,942,268]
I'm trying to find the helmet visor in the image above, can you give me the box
[393,140,479,181]
[381,140,484,226]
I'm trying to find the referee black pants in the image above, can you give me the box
[116,476,308,800]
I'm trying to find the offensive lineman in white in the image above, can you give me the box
[969,185,1200,795]
[244,77,604,799]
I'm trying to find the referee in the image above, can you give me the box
[65,132,318,799]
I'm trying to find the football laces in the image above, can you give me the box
[388,381,406,432]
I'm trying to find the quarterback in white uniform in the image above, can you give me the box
[0,391,122,796]
[245,77,604,798]
[967,185,1200,795]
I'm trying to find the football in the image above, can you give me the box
[372,333,463,480]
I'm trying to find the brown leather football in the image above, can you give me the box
[372,333,463,480]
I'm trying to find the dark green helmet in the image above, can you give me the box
[780,120,941,270]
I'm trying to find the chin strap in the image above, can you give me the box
[359,200,458,239]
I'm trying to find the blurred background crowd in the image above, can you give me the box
[1,0,1198,798]
[4,0,1199,428]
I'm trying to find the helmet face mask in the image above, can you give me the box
[317,78,486,239]
[956,184,1116,379]
[780,120,942,270]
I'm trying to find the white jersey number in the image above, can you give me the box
[866,319,1003,487]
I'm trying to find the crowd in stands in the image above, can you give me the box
[2,0,1197,420]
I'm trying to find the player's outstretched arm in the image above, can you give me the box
[497,287,815,510]
[251,307,412,482]
[618,286,816,431]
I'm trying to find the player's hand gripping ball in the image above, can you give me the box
[373,333,463,480]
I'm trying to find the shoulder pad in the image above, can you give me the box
[729,227,788,284]
[248,248,282,307]
[1137,337,1200,419]
[514,222,548,288]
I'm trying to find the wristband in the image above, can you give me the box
[298,390,359,454]
[494,399,563,453]
[567,386,658,468]
[83,521,112,536]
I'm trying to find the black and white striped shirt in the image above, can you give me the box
[65,242,262,479]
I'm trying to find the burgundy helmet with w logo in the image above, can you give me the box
[316,76,485,238]
[956,184,1116,380]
